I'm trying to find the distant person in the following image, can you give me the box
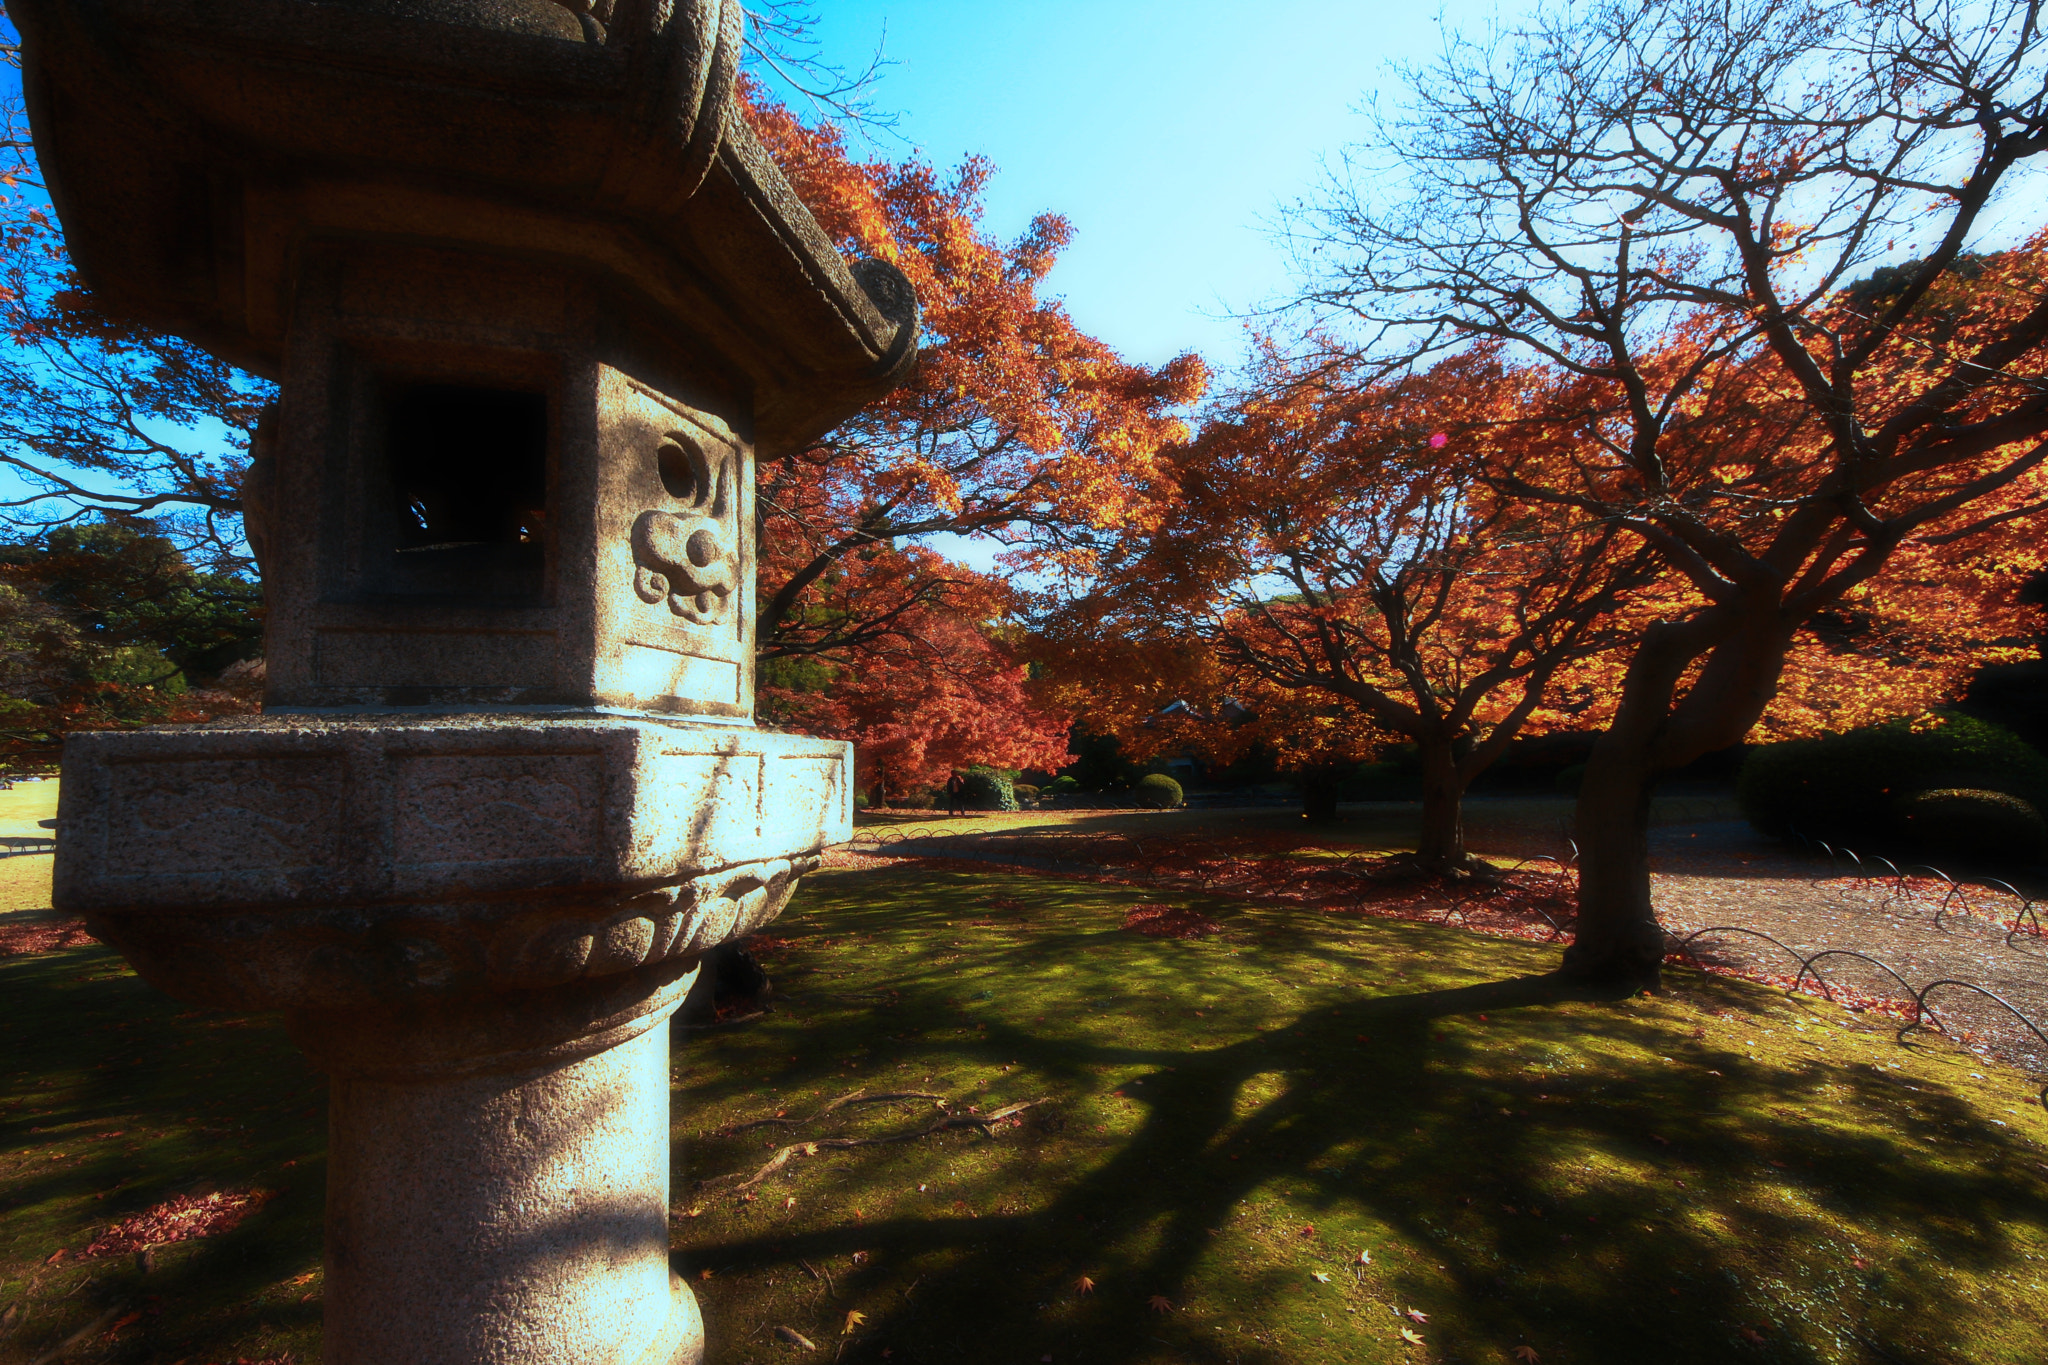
[945,770,967,817]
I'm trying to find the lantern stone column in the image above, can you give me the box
[309,975,699,1365]
[17,1,917,1361]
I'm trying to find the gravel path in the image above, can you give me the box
[1649,821,2048,1073]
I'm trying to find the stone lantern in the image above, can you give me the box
[14,2,916,1361]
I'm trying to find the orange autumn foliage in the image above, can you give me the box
[1046,345,1657,865]
[757,538,1068,803]
[741,84,1206,620]
[736,87,1204,787]
[1287,0,2048,981]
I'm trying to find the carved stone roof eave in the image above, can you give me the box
[10,0,918,457]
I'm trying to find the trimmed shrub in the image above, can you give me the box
[897,788,936,811]
[1737,714,2048,846]
[1013,783,1041,800]
[1043,775,1080,795]
[1135,773,1184,809]
[1554,762,1587,796]
[1894,788,2048,862]
[961,769,1018,812]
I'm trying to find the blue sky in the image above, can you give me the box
[2,4,1515,568]
[786,1,1507,372]
[0,2,1502,372]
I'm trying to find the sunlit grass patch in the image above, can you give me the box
[676,863,2048,1365]
[1,852,2043,1365]
[851,792,1738,865]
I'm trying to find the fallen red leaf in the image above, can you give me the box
[84,1188,273,1259]
[1147,1294,1174,1313]
[0,916,97,956]
[1121,904,1224,939]
[102,1310,144,1340]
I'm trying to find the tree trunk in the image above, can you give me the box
[1414,737,1469,874]
[1561,734,1666,987]
[1301,767,1342,823]
[1563,605,1798,987]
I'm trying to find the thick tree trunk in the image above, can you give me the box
[1563,607,1798,987]
[1415,738,1469,874]
[1560,735,1666,987]
[1559,626,1692,989]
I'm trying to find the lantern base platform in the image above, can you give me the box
[53,712,851,1011]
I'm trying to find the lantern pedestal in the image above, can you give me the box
[21,0,913,1357]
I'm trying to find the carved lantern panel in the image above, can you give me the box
[590,367,755,717]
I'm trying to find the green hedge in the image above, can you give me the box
[1737,715,2048,849]
[1043,775,1080,795]
[1135,773,1184,809]
[961,769,1018,812]
[1894,788,2048,862]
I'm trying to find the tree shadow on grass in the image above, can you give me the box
[0,942,326,1363]
[682,933,2048,1365]
[8,875,2043,1365]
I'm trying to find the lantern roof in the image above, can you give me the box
[13,0,918,456]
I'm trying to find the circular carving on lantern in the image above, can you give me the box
[657,434,710,503]
[633,427,737,624]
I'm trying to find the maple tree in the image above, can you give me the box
[1288,0,2048,982]
[1046,344,1657,871]
[737,86,1203,782]
[0,17,269,570]
[757,535,1068,804]
[0,204,266,569]
[740,86,1206,659]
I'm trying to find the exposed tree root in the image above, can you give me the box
[723,1088,945,1135]
[700,1098,1044,1193]
[1362,851,1507,883]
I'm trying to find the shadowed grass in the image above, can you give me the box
[851,793,1738,870]
[2,853,2043,1365]
[675,863,2048,1365]
[0,945,325,1364]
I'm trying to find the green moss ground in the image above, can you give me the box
[0,942,326,1363]
[854,791,1738,862]
[4,858,2047,1364]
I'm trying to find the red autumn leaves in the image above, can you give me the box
[80,1187,272,1260]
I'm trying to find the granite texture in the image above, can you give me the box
[17,0,909,1359]
[238,246,763,717]
[323,1015,703,1365]
[56,715,849,1009]
[9,0,918,458]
